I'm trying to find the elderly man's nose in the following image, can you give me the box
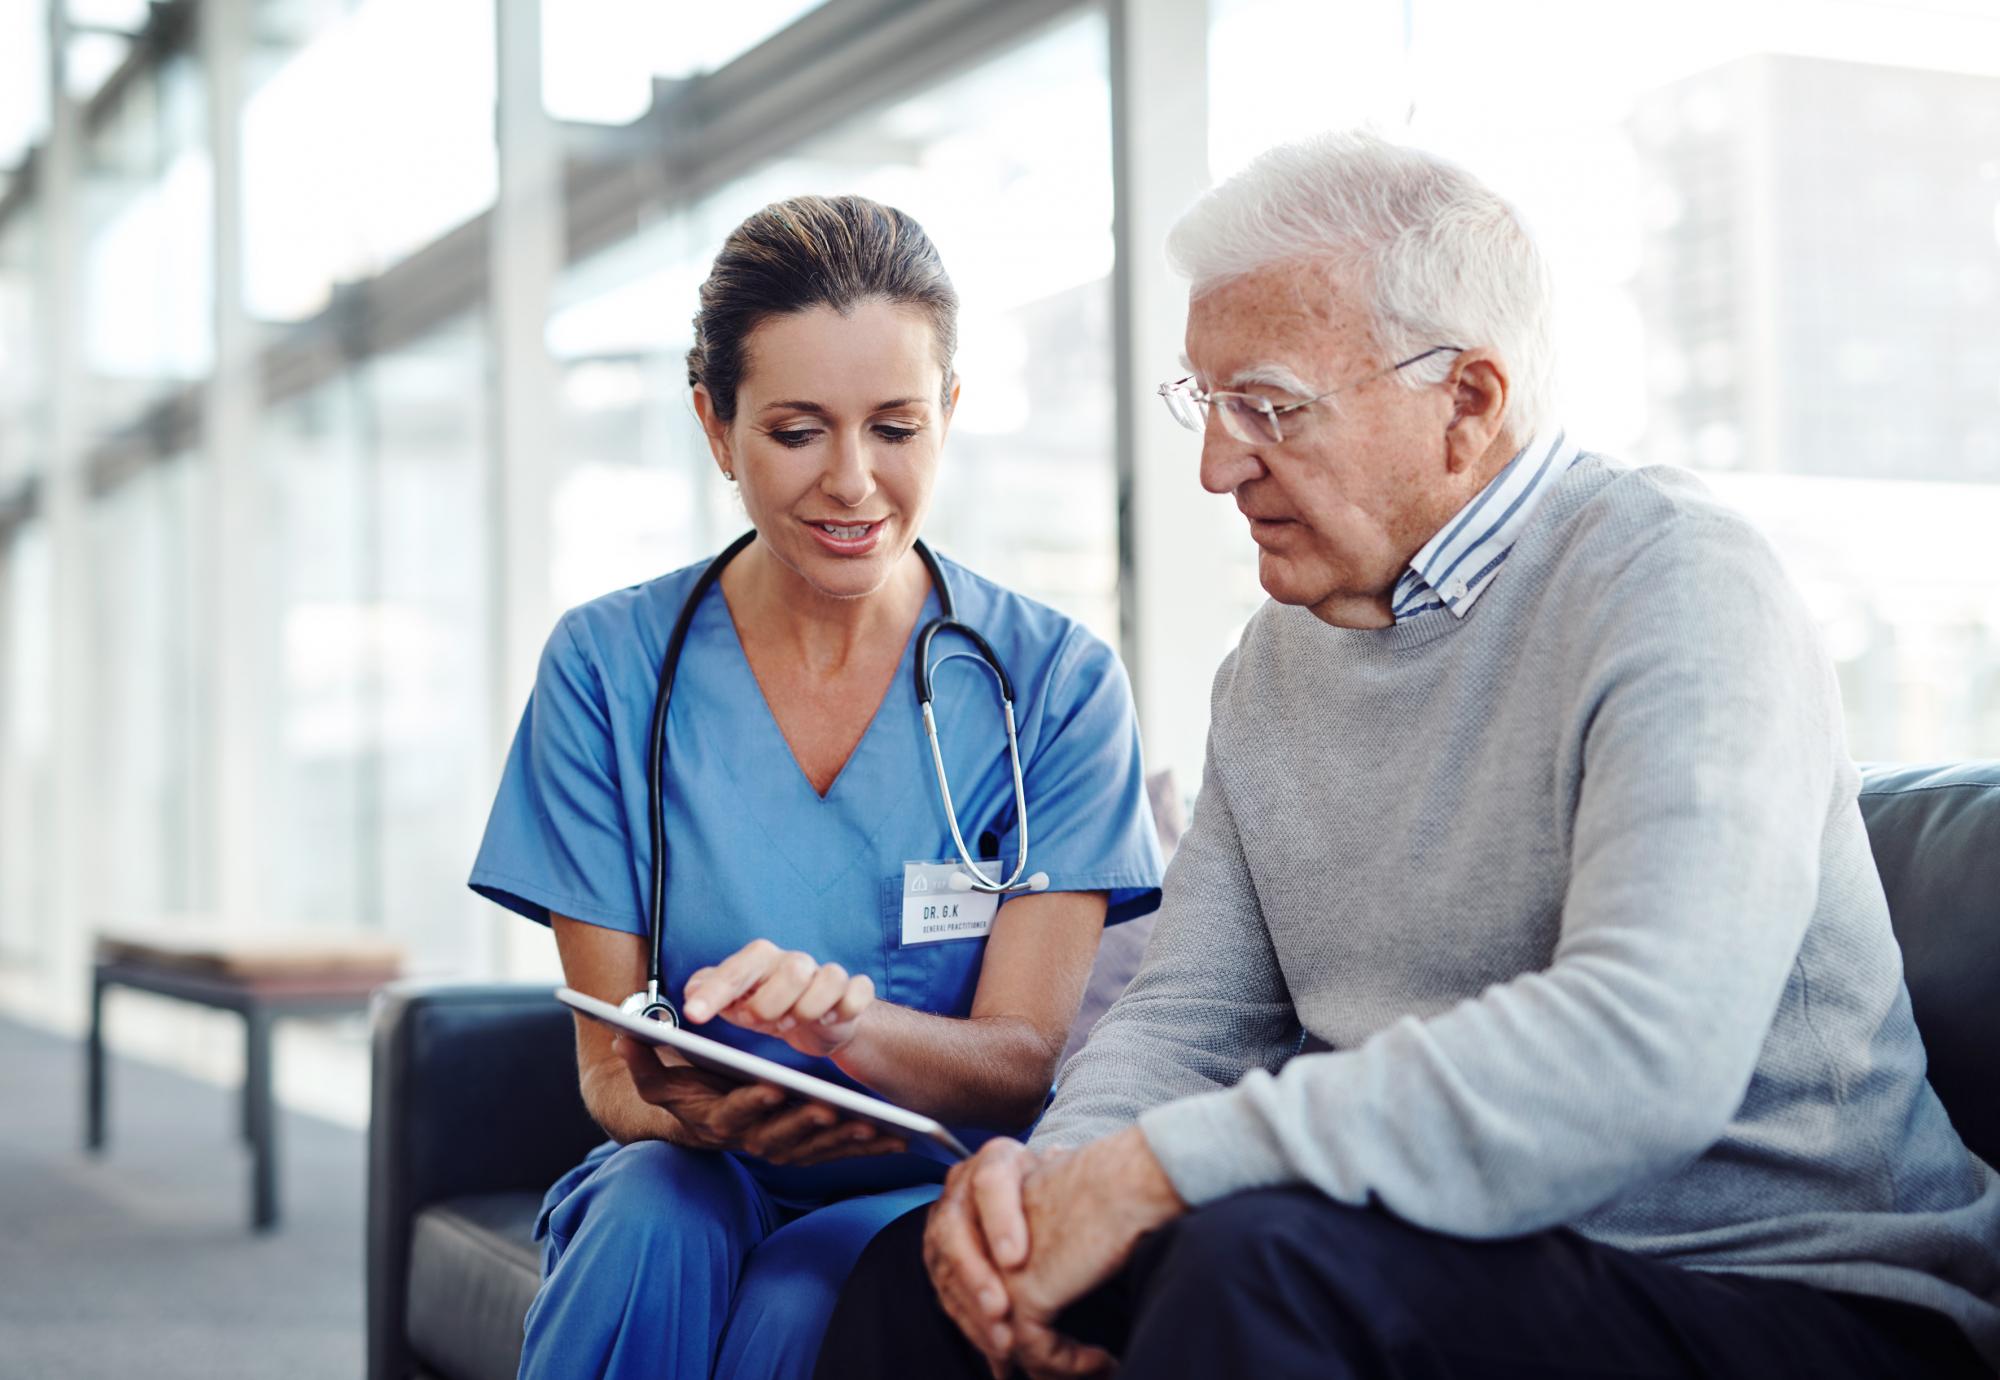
[1200,432,1260,495]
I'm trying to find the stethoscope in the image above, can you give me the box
[622,531,1047,1025]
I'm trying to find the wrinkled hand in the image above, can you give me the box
[613,1036,905,1166]
[925,1138,1042,1375]
[683,938,875,1059]
[1002,1130,1181,1378]
[926,1129,1186,1379]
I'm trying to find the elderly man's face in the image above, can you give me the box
[1185,262,1492,629]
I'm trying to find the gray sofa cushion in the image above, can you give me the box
[1856,761,2000,1168]
[406,1193,543,1380]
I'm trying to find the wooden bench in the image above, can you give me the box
[86,928,403,1230]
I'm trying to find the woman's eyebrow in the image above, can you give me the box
[757,398,927,414]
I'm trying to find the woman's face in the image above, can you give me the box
[697,298,956,602]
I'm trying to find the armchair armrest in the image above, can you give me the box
[366,981,602,1380]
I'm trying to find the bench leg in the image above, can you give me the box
[244,1009,278,1231]
[85,972,107,1152]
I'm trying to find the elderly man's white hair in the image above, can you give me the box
[1167,130,1556,442]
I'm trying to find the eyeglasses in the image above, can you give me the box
[1158,345,1465,445]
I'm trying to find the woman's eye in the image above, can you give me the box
[769,429,818,448]
[875,426,918,444]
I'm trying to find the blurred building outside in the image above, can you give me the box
[1633,52,2000,761]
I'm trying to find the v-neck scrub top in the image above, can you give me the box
[470,547,1164,1137]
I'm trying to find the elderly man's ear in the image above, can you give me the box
[1443,350,1511,475]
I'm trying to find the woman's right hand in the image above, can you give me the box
[612,1034,907,1166]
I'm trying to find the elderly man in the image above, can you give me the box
[814,132,2000,1379]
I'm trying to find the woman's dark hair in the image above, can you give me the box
[687,194,959,422]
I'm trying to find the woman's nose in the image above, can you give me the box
[821,430,876,507]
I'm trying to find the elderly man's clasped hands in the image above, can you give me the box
[926,1129,1186,1378]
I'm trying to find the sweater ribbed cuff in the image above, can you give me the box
[1137,1084,1295,1207]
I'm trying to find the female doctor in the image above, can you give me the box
[469,193,1164,1380]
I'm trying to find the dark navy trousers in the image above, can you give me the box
[816,1186,1987,1379]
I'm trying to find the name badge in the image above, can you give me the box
[900,861,1002,946]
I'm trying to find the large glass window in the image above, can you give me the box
[257,373,372,930]
[241,0,497,326]
[1209,0,1409,176]
[1206,0,2000,761]
[0,0,51,193]
[542,0,830,125]
[367,318,493,969]
[63,2,138,106]
[255,317,491,967]
[88,457,203,921]
[0,525,54,968]
[546,11,1121,639]
[0,216,41,487]
[79,52,212,443]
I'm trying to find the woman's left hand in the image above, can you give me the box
[682,938,875,1058]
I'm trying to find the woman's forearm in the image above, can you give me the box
[578,1013,1054,1145]
[831,1001,1061,1131]
[579,1058,696,1146]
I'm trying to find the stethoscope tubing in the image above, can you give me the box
[920,695,1034,894]
[632,533,1035,1026]
[638,528,757,1024]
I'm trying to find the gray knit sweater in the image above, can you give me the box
[1035,456,2000,1362]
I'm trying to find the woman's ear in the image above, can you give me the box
[1443,350,1510,475]
[691,384,737,480]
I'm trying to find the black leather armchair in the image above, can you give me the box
[367,762,2000,1380]
[367,983,601,1380]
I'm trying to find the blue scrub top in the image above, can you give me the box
[470,545,1163,1159]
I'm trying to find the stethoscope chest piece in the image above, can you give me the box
[619,988,679,1026]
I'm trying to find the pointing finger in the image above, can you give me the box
[683,939,780,1022]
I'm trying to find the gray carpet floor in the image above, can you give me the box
[0,1016,364,1379]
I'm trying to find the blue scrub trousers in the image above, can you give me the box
[519,1139,944,1380]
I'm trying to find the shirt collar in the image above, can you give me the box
[1389,427,1579,624]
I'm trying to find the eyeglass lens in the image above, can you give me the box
[1163,387,1203,432]
[1217,395,1281,444]
[1162,386,1283,444]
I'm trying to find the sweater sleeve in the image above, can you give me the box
[1030,705,1303,1152]
[1138,509,1841,1236]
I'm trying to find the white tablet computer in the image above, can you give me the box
[556,986,972,1161]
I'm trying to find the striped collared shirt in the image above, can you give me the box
[1390,428,1580,622]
